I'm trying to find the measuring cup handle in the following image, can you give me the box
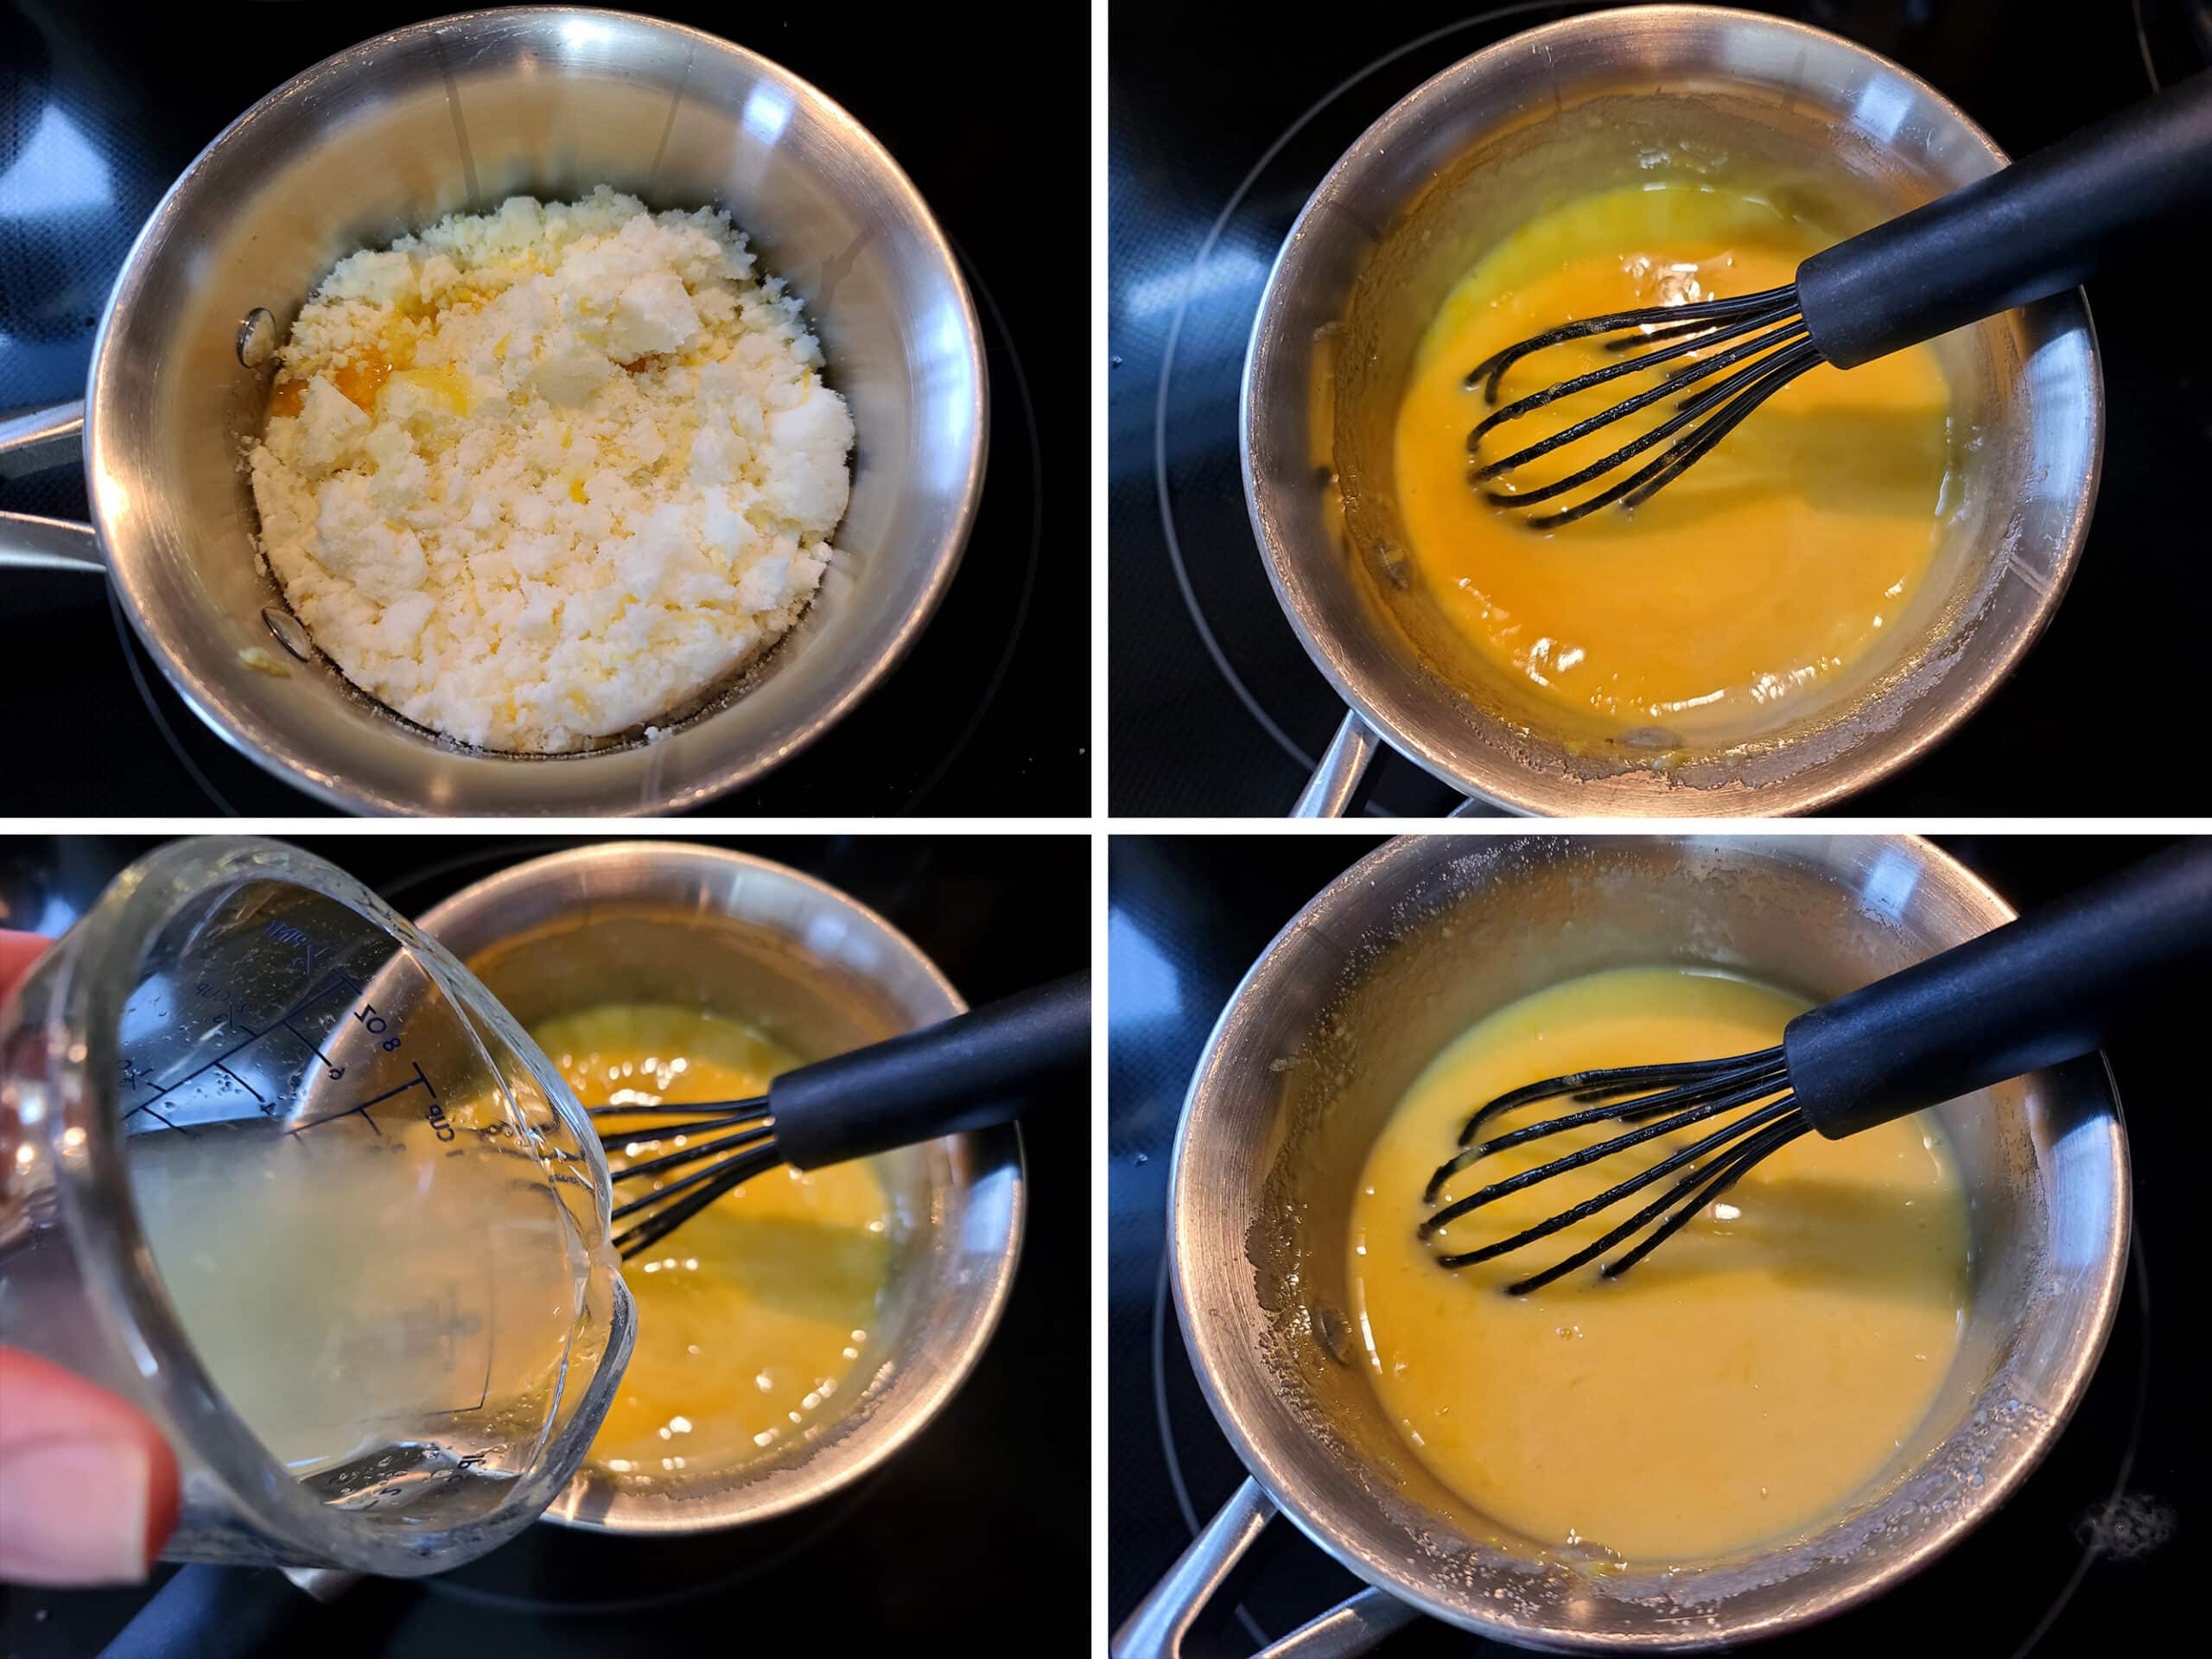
[1110,1478,1421,1659]
[0,399,102,575]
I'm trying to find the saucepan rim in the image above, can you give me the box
[80,4,987,815]
[1167,832,2130,1649]
[1243,4,2103,817]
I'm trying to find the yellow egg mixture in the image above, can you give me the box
[531,1004,896,1481]
[1347,966,1969,1562]
[1392,182,1958,737]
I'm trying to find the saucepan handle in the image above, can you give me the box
[1292,709,1503,818]
[1111,1478,1422,1658]
[0,399,103,574]
[1291,710,1380,817]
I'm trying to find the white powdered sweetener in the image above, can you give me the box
[247,188,854,752]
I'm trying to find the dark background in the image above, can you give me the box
[0,0,1084,816]
[0,830,1089,1654]
[1109,0,2212,817]
[1108,833,2187,1656]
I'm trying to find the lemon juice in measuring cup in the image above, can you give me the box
[0,839,633,1574]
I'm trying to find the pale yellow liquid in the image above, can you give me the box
[531,1005,895,1481]
[1393,182,1956,736]
[131,1115,594,1481]
[1348,966,1969,1562]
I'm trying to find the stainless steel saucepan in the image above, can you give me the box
[1116,835,2128,1653]
[0,7,985,815]
[419,840,1025,1531]
[1252,8,2102,817]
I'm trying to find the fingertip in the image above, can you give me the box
[0,1349,181,1586]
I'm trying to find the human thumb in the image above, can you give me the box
[0,1348,180,1585]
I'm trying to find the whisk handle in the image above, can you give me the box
[1798,68,2212,369]
[769,971,1090,1168]
[1786,843,2212,1138]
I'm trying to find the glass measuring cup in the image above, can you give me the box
[0,838,633,1575]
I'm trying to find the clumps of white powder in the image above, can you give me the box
[247,187,854,752]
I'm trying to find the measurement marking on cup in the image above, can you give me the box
[127,969,359,1111]
[120,1103,190,1136]
[289,1062,435,1138]
[280,1020,346,1081]
[263,918,321,979]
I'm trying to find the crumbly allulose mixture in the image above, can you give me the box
[247,188,854,752]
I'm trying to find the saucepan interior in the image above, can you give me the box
[1246,8,2099,815]
[1172,836,2126,1649]
[419,842,1022,1532]
[86,7,983,814]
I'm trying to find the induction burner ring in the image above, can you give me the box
[2133,0,2162,86]
[106,579,237,814]
[906,238,1045,812]
[1150,2,1573,792]
[1146,1199,2151,1655]
[2004,1219,2157,1659]
[2133,0,2212,90]
[376,843,584,912]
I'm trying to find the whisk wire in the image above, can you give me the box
[1458,1050,1788,1143]
[1594,340,1823,521]
[1502,1107,1811,1295]
[1419,1046,1810,1287]
[1469,313,1806,457]
[1465,1047,1783,1128]
[1465,283,1822,525]
[1415,1092,1796,1256]
[589,1103,770,1138]
[1597,1113,1813,1283]
[1465,283,1799,399]
[596,1097,779,1259]
[584,1101,766,1117]
[607,1118,774,1186]
[1425,1056,1790,1204]
[1494,332,1817,527]
[608,1132,774,1223]
[612,1146,781,1262]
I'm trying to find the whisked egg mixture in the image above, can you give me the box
[1347,965,1970,1563]
[531,1004,897,1483]
[1392,180,1961,745]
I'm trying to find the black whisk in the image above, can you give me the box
[1420,846,2212,1294]
[591,972,1088,1258]
[1469,70,2212,528]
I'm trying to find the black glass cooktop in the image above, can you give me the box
[1108,0,2211,817]
[1106,834,2183,1655]
[0,832,1089,1655]
[0,1,1082,817]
